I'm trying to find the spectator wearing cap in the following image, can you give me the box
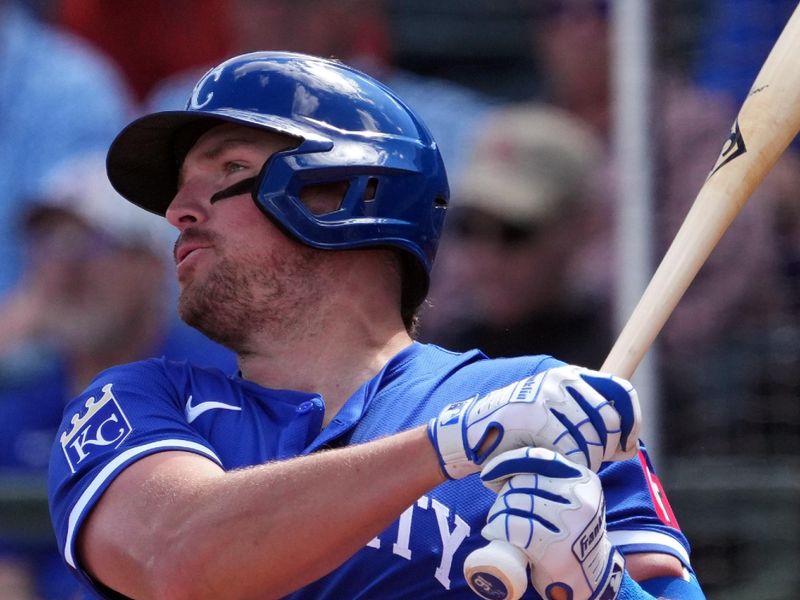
[421,104,609,368]
[0,153,235,600]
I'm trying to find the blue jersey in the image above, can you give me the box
[48,343,691,599]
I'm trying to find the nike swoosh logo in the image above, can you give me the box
[185,395,242,423]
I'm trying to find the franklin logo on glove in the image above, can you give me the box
[576,501,606,561]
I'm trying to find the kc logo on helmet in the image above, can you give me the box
[60,383,132,474]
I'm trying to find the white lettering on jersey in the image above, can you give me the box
[430,498,470,589]
[60,384,132,473]
[393,496,430,560]
[367,494,471,590]
[68,414,126,463]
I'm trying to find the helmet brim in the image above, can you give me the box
[106,111,215,216]
[106,109,319,216]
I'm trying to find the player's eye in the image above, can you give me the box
[225,161,247,174]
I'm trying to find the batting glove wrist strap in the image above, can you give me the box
[590,547,626,600]
[427,395,482,479]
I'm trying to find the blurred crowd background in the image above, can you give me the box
[0,0,798,598]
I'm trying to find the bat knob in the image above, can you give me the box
[463,540,529,600]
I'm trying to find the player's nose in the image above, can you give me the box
[166,178,212,229]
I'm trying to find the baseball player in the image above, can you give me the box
[47,52,705,599]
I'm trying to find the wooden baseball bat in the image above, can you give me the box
[464,4,800,599]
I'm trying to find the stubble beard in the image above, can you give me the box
[177,244,321,354]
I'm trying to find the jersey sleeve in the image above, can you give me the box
[600,442,693,569]
[47,358,222,585]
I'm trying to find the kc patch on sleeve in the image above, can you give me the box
[60,383,133,474]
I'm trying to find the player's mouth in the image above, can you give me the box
[175,242,209,265]
[174,229,217,278]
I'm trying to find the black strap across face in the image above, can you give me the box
[209,176,258,203]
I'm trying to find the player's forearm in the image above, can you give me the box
[211,427,443,596]
[86,425,444,600]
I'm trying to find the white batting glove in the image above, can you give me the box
[480,447,626,600]
[427,365,640,479]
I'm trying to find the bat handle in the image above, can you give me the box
[463,540,529,600]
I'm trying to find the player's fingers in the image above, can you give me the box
[480,449,598,561]
[578,371,641,457]
[479,447,583,492]
[531,368,610,470]
[548,387,612,470]
[483,480,570,554]
[548,366,641,465]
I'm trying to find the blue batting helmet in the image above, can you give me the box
[106,51,450,314]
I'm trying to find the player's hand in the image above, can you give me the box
[476,447,626,600]
[427,365,640,479]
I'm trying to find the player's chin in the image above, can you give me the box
[176,270,196,290]
[176,277,206,319]
[177,275,204,302]
[176,261,211,289]
[177,287,206,328]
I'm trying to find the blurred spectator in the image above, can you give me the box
[145,0,494,182]
[0,0,133,295]
[421,104,609,368]
[0,153,235,600]
[54,0,232,102]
